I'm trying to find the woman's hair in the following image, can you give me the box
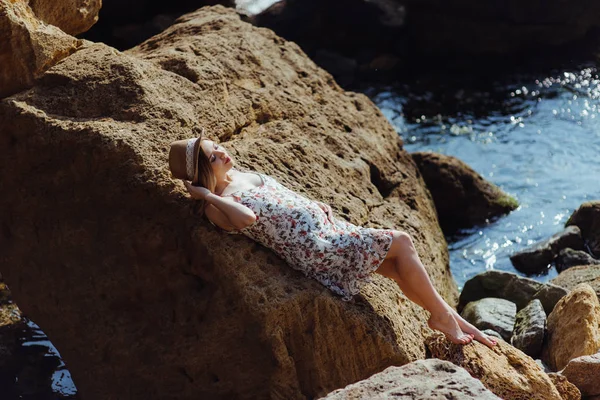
[196,136,217,216]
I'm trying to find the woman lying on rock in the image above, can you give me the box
[168,135,497,348]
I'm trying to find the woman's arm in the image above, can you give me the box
[204,193,256,229]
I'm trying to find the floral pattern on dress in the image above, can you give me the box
[210,171,394,301]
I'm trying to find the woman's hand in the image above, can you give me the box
[183,180,212,200]
[315,201,334,223]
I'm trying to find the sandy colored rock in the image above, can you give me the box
[425,333,562,400]
[411,151,517,234]
[544,284,600,371]
[547,372,581,400]
[0,6,457,400]
[551,264,600,299]
[562,353,600,397]
[321,359,501,399]
[0,0,82,98]
[27,0,101,35]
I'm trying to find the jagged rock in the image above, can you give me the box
[410,151,517,234]
[460,298,516,341]
[425,333,562,400]
[555,248,600,273]
[561,353,600,397]
[547,372,581,400]
[0,0,82,98]
[511,299,546,358]
[551,264,600,299]
[27,0,101,35]
[320,359,502,399]
[544,284,600,371]
[510,226,584,275]
[566,201,600,258]
[458,270,568,315]
[0,6,457,400]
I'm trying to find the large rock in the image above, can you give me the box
[511,299,546,358]
[551,264,600,299]
[27,0,101,35]
[411,151,517,234]
[403,0,600,55]
[460,298,516,341]
[320,359,501,399]
[0,6,457,400]
[561,353,600,397]
[547,373,581,400]
[458,270,568,315]
[544,284,600,371]
[555,248,600,273]
[425,333,562,400]
[510,226,584,275]
[567,201,600,258]
[0,0,83,98]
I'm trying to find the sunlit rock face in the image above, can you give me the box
[0,6,457,399]
[402,0,600,55]
[0,0,82,98]
[27,0,101,35]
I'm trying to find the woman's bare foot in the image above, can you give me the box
[451,310,498,349]
[427,311,473,345]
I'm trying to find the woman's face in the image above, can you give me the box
[200,139,233,176]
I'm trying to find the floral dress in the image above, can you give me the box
[208,169,395,301]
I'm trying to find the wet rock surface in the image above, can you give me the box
[566,201,600,258]
[555,248,600,273]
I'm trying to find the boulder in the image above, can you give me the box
[458,270,568,315]
[0,0,82,98]
[410,151,517,234]
[561,353,600,397]
[0,6,457,400]
[555,248,600,273]
[566,201,600,258]
[27,0,101,35]
[544,284,600,371]
[547,372,581,400]
[425,333,562,400]
[511,299,546,358]
[320,359,501,399]
[551,264,600,299]
[510,226,584,275]
[460,298,516,341]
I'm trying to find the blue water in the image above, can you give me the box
[363,64,600,290]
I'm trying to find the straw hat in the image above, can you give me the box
[168,136,204,183]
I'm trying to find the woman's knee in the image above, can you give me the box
[391,230,415,257]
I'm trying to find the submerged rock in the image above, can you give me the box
[425,333,562,400]
[320,359,501,399]
[0,5,457,400]
[543,284,600,371]
[555,248,600,273]
[411,151,517,234]
[566,201,600,258]
[510,226,584,275]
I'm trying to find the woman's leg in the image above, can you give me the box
[376,231,497,347]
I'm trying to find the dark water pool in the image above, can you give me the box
[361,62,600,290]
